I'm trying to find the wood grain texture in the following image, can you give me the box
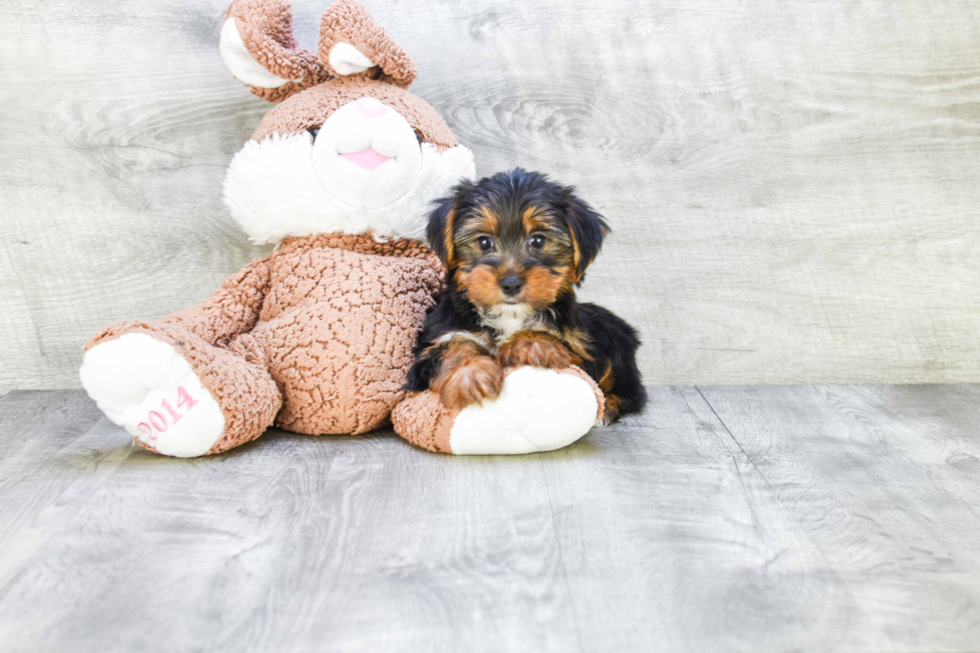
[2,386,980,652]
[2,0,980,391]
[697,384,980,651]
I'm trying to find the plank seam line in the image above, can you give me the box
[539,460,587,653]
[694,386,778,497]
[693,387,839,571]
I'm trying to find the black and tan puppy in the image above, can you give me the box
[405,169,646,425]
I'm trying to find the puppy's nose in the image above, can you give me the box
[499,275,524,297]
[353,97,387,118]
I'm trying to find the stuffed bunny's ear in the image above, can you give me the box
[319,0,417,88]
[221,0,328,102]
[328,42,375,75]
[220,18,298,89]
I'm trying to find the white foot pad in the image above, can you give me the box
[448,367,599,455]
[80,333,225,458]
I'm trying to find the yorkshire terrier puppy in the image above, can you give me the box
[405,169,646,425]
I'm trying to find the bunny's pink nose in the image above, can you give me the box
[353,97,387,118]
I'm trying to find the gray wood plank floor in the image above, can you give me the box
[1,386,979,652]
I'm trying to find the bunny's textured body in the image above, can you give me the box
[87,235,442,454]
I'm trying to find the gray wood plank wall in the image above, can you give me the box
[2,0,979,392]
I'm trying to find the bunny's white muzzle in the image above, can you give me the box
[311,97,423,209]
[222,98,475,245]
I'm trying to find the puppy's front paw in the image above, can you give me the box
[498,331,573,370]
[433,356,504,410]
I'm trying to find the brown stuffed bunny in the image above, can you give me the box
[80,0,603,457]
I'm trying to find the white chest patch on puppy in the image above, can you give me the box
[480,304,541,342]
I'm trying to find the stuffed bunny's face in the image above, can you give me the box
[219,0,474,244]
[312,97,423,208]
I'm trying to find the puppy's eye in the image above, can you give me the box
[476,236,494,252]
[529,234,547,250]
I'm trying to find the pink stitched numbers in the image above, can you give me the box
[137,387,199,440]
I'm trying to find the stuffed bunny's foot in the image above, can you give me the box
[80,333,225,457]
[450,367,599,454]
[393,366,603,455]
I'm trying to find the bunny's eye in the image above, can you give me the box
[307,126,320,142]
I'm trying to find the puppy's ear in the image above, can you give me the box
[426,194,458,268]
[564,190,610,283]
[427,180,476,268]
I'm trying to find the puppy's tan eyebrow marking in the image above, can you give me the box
[468,205,500,234]
[522,206,555,233]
